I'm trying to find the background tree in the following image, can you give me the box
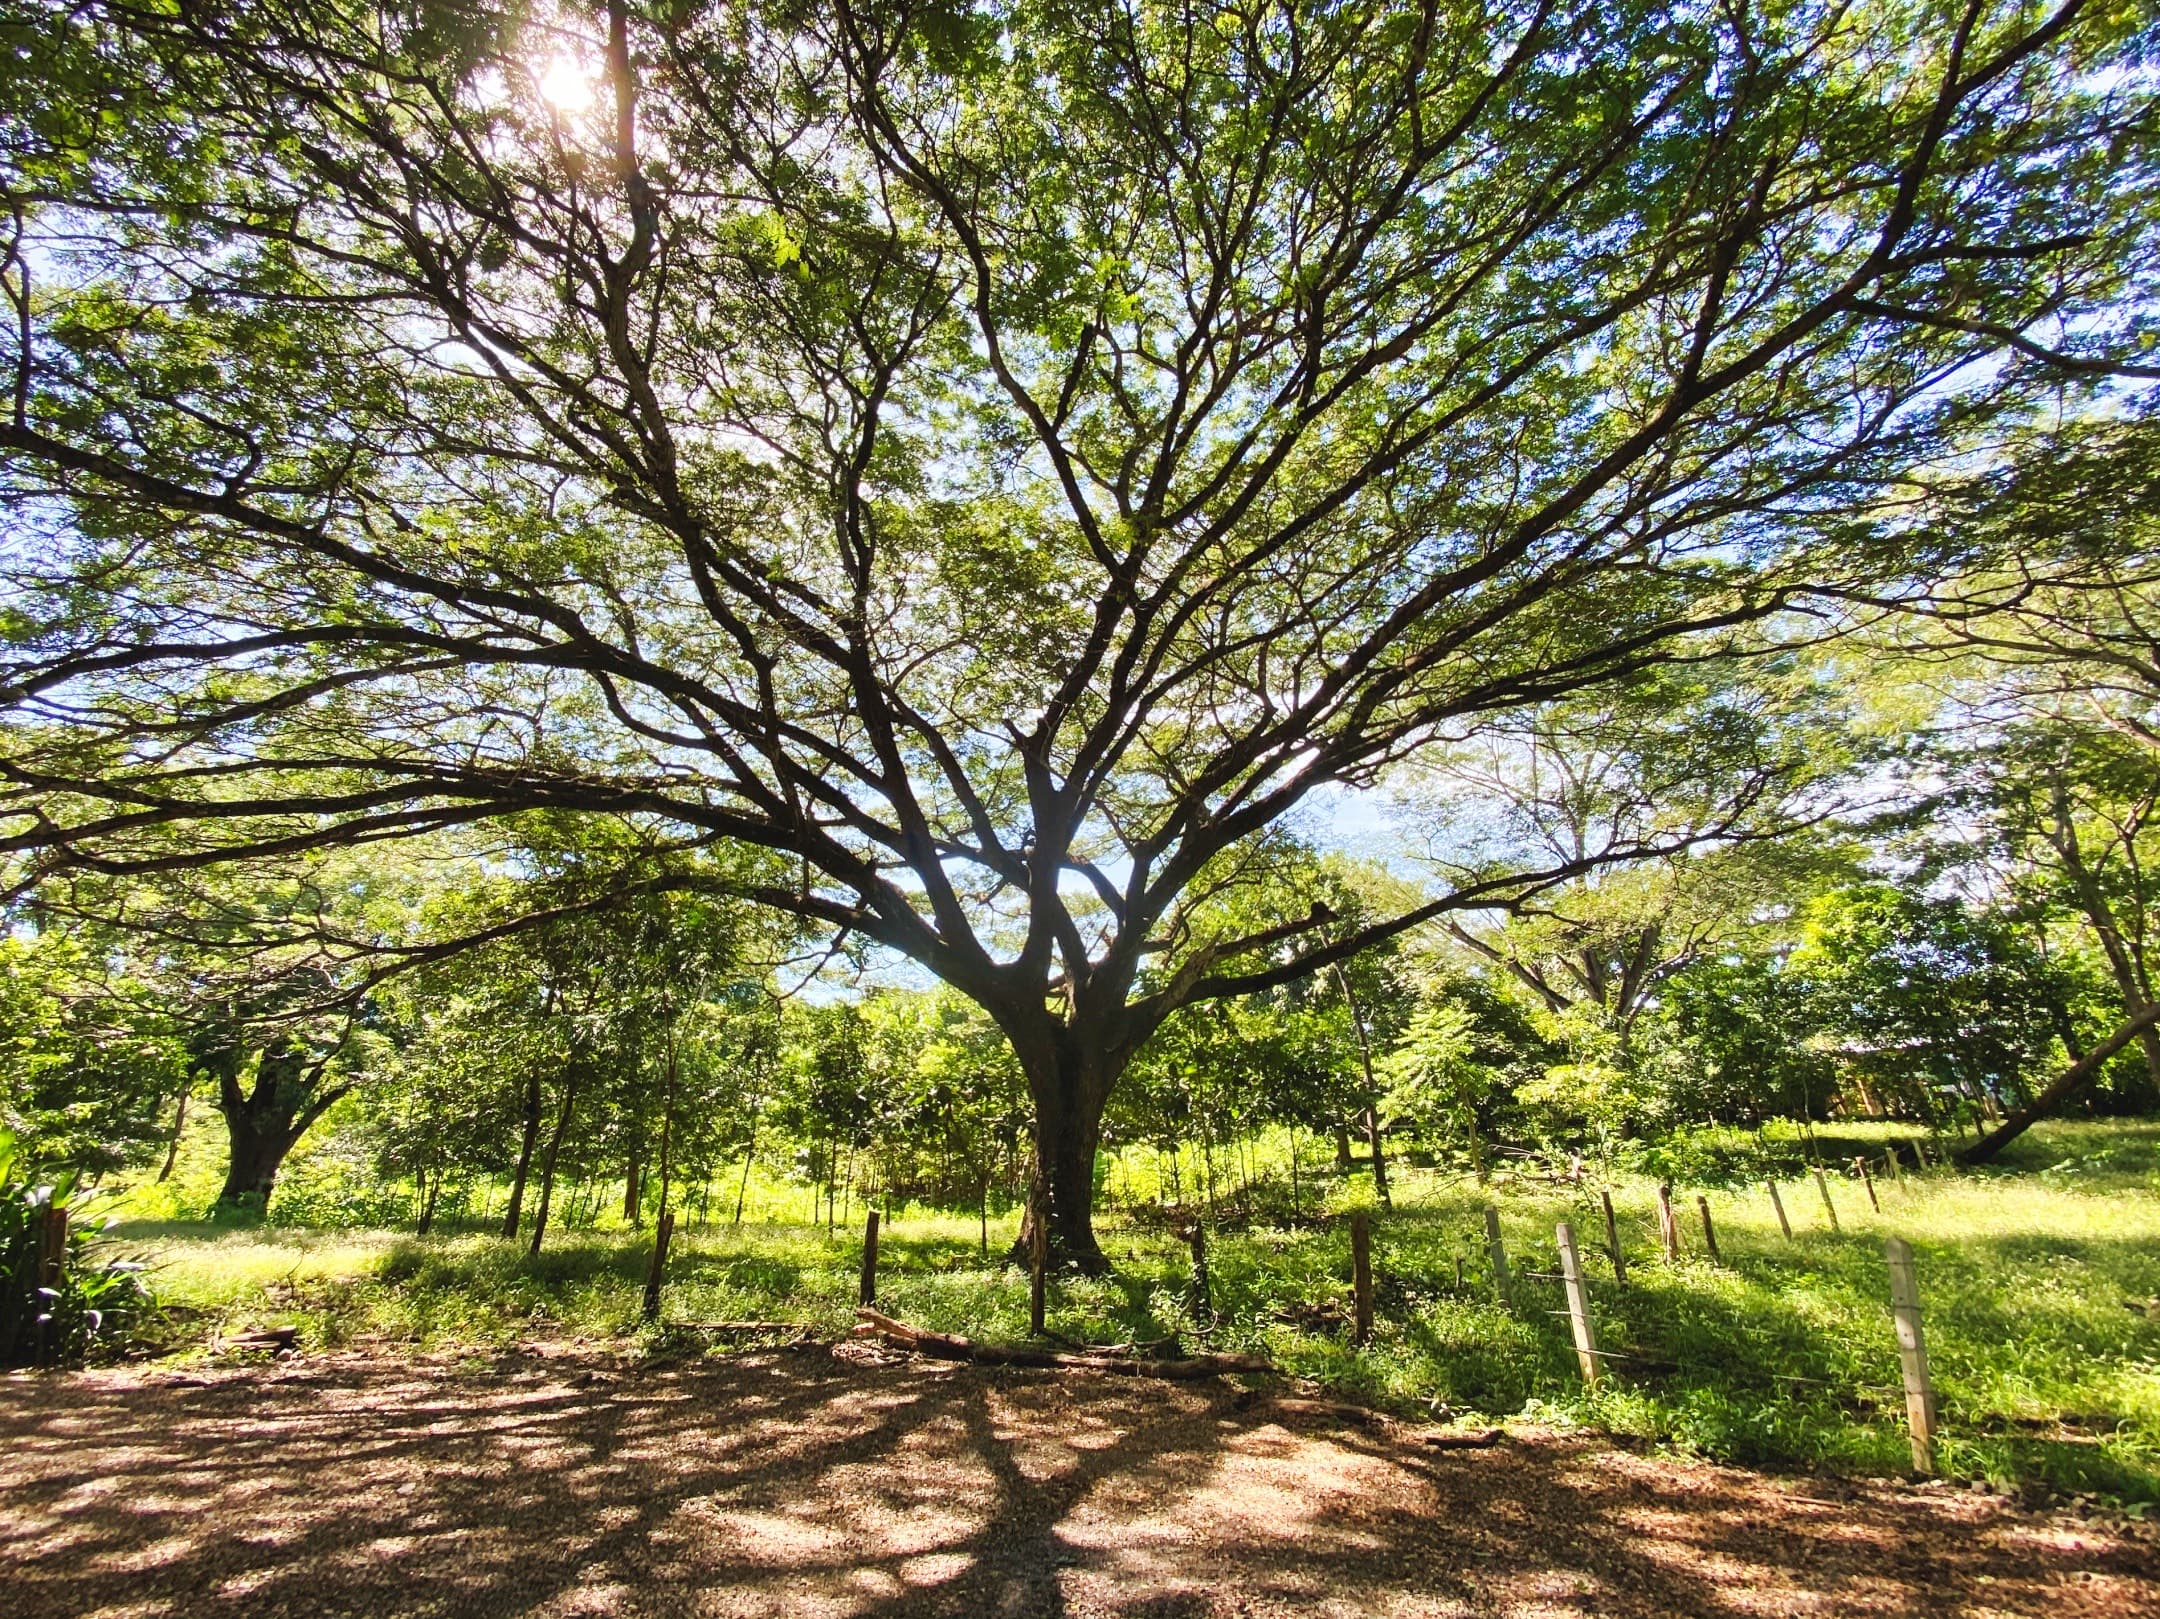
[1848,412,2160,1143]
[1787,883,2074,1126]
[0,923,185,1176]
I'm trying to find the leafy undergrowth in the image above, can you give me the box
[120,1118,2160,1506]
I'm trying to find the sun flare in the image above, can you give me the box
[537,56,594,115]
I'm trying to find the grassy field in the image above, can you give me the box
[111,1118,2160,1506]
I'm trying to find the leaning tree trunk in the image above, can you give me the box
[157,1085,188,1183]
[1961,1000,2160,1164]
[527,1069,581,1257]
[2051,795,2160,1090]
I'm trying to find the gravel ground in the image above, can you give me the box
[1,1343,2153,1618]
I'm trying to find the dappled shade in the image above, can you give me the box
[2,1350,2151,1618]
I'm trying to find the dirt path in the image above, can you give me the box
[1,1345,2151,1618]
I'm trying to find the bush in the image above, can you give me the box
[0,1129,154,1367]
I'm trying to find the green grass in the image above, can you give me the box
[114,1117,2160,1506]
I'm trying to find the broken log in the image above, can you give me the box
[1418,1427,1506,1449]
[224,1327,299,1351]
[1230,1389,1506,1448]
[853,1308,1272,1380]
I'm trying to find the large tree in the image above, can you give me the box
[2,0,2154,1264]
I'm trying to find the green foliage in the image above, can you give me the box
[0,927,186,1174]
[0,1129,152,1367]
[1790,883,2074,1122]
[1658,956,1838,1123]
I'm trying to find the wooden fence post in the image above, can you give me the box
[1656,1182,1681,1262]
[1483,1204,1511,1304]
[1813,1167,1841,1233]
[1695,1196,1721,1263]
[641,1209,675,1322]
[1350,1210,1373,1345]
[1766,1181,1793,1240]
[1600,1190,1627,1283]
[857,1208,881,1308]
[1885,1237,1938,1475]
[1555,1222,1600,1385]
[1855,1156,1880,1212]
[1885,1148,1904,1189]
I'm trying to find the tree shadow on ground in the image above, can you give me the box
[2,1349,2152,1619]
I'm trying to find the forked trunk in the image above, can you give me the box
[212,1038,347,1215]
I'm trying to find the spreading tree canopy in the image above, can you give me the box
[2,0,2156,1262]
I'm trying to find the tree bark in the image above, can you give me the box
[1960,1000,2160,1164]
[501,1063,544,1239]
[527,1068,581,1256]
[1008,1028,1120,1275]
[623,1139,644,1227]
[1332,964,1392,1207]
[2049,786,2160,1089]
[1364,1105,1391,1206]
[157,1085,187,1183]
[212,1037,348,1213]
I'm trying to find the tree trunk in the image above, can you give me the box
[212,1038,347,1214]
[158,1085,188,1183]
[1364,1106,1391,1204]
[501,1064,544,1240]
[216,1112,290,1208]
[1333,963,1392,1208]
[1961,1000,2160,1164]
[1009,1033,1119,1275]
[527,1069,581,1257]
[733,1113,758,1226]
[623,1140,644,1228]
[2050,789,2160,1089]
[1333,1123,1352,1170]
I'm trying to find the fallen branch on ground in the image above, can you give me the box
[223,1327,298,1352]
[1415,1427,1507,1449]
[674,1320,814,1336]
[852,1309,1272,1380]
[1233,1390,1506,1448]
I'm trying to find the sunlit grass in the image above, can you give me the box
[115,1117,2160,1505]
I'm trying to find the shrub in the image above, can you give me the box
[0,1129,154,1367]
